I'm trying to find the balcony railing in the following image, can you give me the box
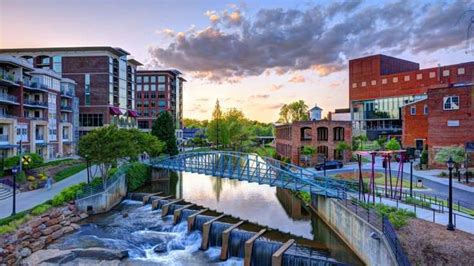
[60,90,75,97]
[0,93,18,103]
[0,135,9,142]
[62,134,70,140]
[35,135,44,141]
[0,113,17,119]
[25,82,48,92]
[0,73,16,83]
[27,116,47,121]
[60,105,73,111]
[24,99,48,107]
[60,118,69,123]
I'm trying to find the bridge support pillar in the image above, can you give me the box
[161,199,184,217]
[244,229,266,266]
[151,195,173,210]
[142,192,163,205]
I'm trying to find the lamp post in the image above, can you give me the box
[409,156,413,197]
[323,156,327,177]
[446,157,455,231]
[85,155,90,184]
[11,166,18,216]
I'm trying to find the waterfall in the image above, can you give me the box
[282,245,341,266]
[156,199,169,209]
[251,238,283,266]
[228,229,256,258]
[127,192,148,201]
[166,204,184,216]
[192,215,214,231]
[208,222,232,247]
[178,209,196,223]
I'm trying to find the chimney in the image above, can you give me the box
[327,112,332,121]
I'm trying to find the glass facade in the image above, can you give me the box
[84,74,91,105]
[52,56,62,74]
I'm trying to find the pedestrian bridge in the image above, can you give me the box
[149,151,355,198]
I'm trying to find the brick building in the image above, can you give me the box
[402,83,474,165]
[349,54,474,141]
[0,47,142,136]
[275,119,352,165]
[135,69,185,131]
[0,55,77,159]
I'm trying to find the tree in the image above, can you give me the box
[207,99,229,149]
[278,100,309,123]
[125,128,165,158]
[385,138,401,151]
[335,141,351,160]
[152,112,179,155]
[435,146,466,167]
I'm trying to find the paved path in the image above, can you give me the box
[0,165,99,219]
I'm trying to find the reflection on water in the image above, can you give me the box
[140,171,363,265]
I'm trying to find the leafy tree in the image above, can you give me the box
[353,135,368,151]
[125,128,165,158]
[385,138,401,151]
[278,100,309,123]
[207,99,229,148]
[434,146,465,166]
[335,141,351,160]
[152,112,178,155]
[183,118,208,129]
[301,145,316,156]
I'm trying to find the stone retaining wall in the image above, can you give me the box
[0,204,88,265]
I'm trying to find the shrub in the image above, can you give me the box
[16,172,26,183]
[4,153,44,169]
[126,162,151,191]
[38,173,47,181]
[385,138,401,151]
[52,194,65,206]
[31,204,52,216]
[420,149,428,166]
[27,175,36,182]
[374,203,415,229]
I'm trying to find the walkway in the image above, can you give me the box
[0,165,99,219]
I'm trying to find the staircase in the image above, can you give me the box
[0,183,13,200]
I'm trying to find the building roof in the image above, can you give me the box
[310,105,322,111]
[31,68,62,79]
[137,69,187,81]
[127,58,143,66]
[61,78,77,84]
[0,46,131,57]
[0,55,34,70]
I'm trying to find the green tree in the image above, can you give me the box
[125,128,165,158]
[335,141,351,160]
[278,100,309,123]
[152,112,178,155]
[278,104,290,124]
[385,138,401,151]
[207,99,229,149]
[434,146,465,166]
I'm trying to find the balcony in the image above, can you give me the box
[27,116,47,121]
[0,113,17,119]
[35,135,45,142]
[0,93,18,105]
[60,90,74,98]
[60,118,69,123]
[60,104,73,112]
[24,99,48,108]
[0,135,9,142]
[62,134,70,141]
[0,73,20,86]
[24,81,48,93]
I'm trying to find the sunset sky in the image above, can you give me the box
[0,0,472,122]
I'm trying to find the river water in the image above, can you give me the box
[52,171,363,265]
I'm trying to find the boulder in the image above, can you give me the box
[63,226,74,234]
[19,247,31,257]
[70,223,81,230]
[20,249,72,266]
[70,216,81,223]
[28,218,44,229]
[153,243,168,253]
[30,239,45,252]
[49,209,62,218]
[51,229,64,240]
[71,248,129,260]
[46,218,60,226]
[79,213,89,219]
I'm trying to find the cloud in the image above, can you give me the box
[187,104,208,114]
[265,103,284,110]
[270,84,283,91]
[195,98,209,102]
[249,94,270,99]
[288,74,305,83]
[149,0,470,82]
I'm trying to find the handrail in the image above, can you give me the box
[76,164,130,199]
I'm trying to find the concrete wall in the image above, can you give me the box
[313,195,397,266]
[75,174,127,214]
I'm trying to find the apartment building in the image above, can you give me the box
[0,55,78,159]
[349,54,473,141]
[135,69,185,131]
[0,47,142,136]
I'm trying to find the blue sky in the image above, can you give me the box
[1,0,472,122]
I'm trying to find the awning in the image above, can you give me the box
[127,110,138,117]
[109,106,123,116]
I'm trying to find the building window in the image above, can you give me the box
[404,75,410,81]
[137,84,142,91]
[143,76,149,83]
[352,83,357,88]
[458,68,465,75]
[429,72,436,78]
[333,127,344,141]
[159,101,166,107]
[138,120,149,129]
[137,101,142,107]
[143,84,149,91]
[371,80,376,86]
[423,104,428,115]
[361,81,366,87]
[382,78,387,84]
[158,84,166,91]
[317,127,328,141]
[317,146,328,159]
[151,84,156,91]
[84,74,91,105]
[443,96,459,110]
[410,106,416,115]
[416,73,422,80]
[442,70,450,77]
[79,114,103,127]
[150,76,156,83]
[144,93,149,99]
[392,77,398,83]
[136,76,142,83]
[52,56,62,74]
[150,101,156,107]
[158,76,166,82]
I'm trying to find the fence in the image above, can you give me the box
[382,217,411,266]
[76,165,130,199]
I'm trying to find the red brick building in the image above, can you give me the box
[275,119,352,165]
[349,54,474,141]
[402,83,474,165]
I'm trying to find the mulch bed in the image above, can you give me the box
[397,218,474,265]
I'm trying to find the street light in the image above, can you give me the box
[446,156,455,231]
[409,155,413,197]
[323,156,327,177]
[11,166,18,216]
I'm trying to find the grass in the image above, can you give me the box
[53,163,87,182]
[0,200,52,235]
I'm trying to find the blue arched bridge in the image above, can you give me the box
[150,151,356,198]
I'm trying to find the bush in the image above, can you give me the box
[52,194,65,206]
[27,175,36,182]
[421,149,428,166]
[126,162,151,191]
[4,153,44,169]
[385,138,401,151]
[16,171,26,183]
[31,204,52,216]
[374,203,415,229]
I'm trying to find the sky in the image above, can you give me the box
[0,0,473,122]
